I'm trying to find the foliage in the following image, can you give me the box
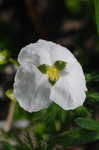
[95,0,99,34]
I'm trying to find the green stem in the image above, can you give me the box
[9,58,20,66]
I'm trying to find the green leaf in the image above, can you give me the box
[50,128,99,147]
[34,123,46,135]
[65,0,81,13]
[75,118,99,131]
[0,141,16,150]
[9,58,20,66]
[74,106,91,118]
[13,103,29,120]
[38,64,49,74]
[95,0,99,34]
[55,120,61,131]
[85,73,99,82]
[87,91,99,103]
[54,60,66,71]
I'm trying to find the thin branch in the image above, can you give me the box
[3,101,16,132]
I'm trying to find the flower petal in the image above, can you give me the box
[18,43,40,70]
[18,41,52,68]
[50,62,87,110]
[62,62,87,91]
[14,66,51,112]
[18,40,78,68]
[50,77,86,110]
[37,40,78,65]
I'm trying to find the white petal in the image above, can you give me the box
[18,44,39,65]
[50,60,87,110]
[37,40,78,65]
[50,76,86,110]
[18,39,78,69]
[14,66,51,112]
[18,41,52,68]
[64,62,87,91]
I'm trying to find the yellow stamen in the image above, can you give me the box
[47,66,60,81]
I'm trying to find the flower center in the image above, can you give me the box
[38,60,66,85]
[46,66,60,81]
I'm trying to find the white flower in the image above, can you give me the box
[14,39,87,112]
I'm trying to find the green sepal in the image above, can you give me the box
[38,64,49,74]
[49,79,56,86]
[54,60,66,71]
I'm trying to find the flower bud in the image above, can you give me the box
[5,89,16,101]
[0,49,10,65]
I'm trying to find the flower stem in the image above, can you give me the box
[3,101,16,132]
[9,58,20,66]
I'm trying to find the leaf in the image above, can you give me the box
[85,73,99,82]
[75,118,99,131]
[74,106,91,118]
[0,141,16,150]
[87,91,99,103]
[95,0,99,34]
[65,0,81,14]
[34,123,47,135]
[50,128,99,147]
